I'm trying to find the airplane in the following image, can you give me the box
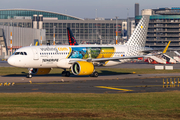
[8,15,151,78]
[144,41,174,64]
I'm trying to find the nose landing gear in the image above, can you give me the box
[27,68,33,78]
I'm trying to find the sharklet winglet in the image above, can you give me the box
[163,41,171,54]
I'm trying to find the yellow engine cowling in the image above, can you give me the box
[32,68,51,75]
[71,61,94,75]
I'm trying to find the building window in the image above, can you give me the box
[89,29,92,33]
[23,23,26,27]
[59,29,62,33]
[80,23,84,28]
[18,22,22,27]
[59,34,62,39]
[72,29,75,33]
[54,23,58,28]
[76,29,79,33]
[75,34,79,39]
[80,29,84,33]
[110,24,113,28]
[63,34,66,39]
[50,29,53,33]
[67,23,70,28]
[50,23,53,27]
[59,23,62,28]
[102,24,105,28]
[76,23,79,28]
[85,29,88,33]
[85,34,88,39]
[46,29,50,33]
[85,23,88,28]
[63,23,66,28]
[63,29,66,33]
[80,34,83,39]
[72,23,75,28]
[45,23,49,28]
[89,23,92,28]
[13,22,17,27]
[93,23,96,28]
[93,29,97,33]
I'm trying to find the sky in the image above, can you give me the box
[0,0,180,19]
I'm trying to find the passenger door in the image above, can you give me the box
[32,48,39,60]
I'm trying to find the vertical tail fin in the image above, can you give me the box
[67,27,78,45]
[34,39,39,46]
[125,15,149,47]
[162,41,171,54]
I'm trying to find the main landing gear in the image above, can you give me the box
[62,69,70,77]
[90,71,98,77]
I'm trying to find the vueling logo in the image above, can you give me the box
[56,47,68,51]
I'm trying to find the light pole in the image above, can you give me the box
[116,16,118,45]
[10,19,12,55]
[53,26,56,45]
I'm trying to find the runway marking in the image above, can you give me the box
[112,85,163,87]
[96,86,133,91]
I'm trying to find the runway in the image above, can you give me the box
[0,77,180,93]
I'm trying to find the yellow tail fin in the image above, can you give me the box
[35,41,38,46]
[163,41,171,54]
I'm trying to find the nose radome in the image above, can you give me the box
[7,57,15,66]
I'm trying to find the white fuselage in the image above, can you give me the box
[8,44,147,69]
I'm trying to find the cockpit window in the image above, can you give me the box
[15,52,20,55]
[14,52,27,55]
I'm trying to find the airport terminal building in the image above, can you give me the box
[136,7,180,50]
[0,9,126,45]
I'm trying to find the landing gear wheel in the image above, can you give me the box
[65,71,70,77]
[62,71,66,77]
[26,74,32,78]
[93,71,98,77]
[90,71,98,77]
[62,71,70,77]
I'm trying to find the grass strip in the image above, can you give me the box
[0,92,180,120]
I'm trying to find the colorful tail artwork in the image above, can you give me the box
[67,27,78,45]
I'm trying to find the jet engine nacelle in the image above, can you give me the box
[71,61,94,75]
[31,68,51,75]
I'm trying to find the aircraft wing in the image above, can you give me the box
[91,55,152,62]
[68,55,152,63]
[174,51,180,56]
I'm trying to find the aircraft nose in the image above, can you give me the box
[7,57,15,66]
